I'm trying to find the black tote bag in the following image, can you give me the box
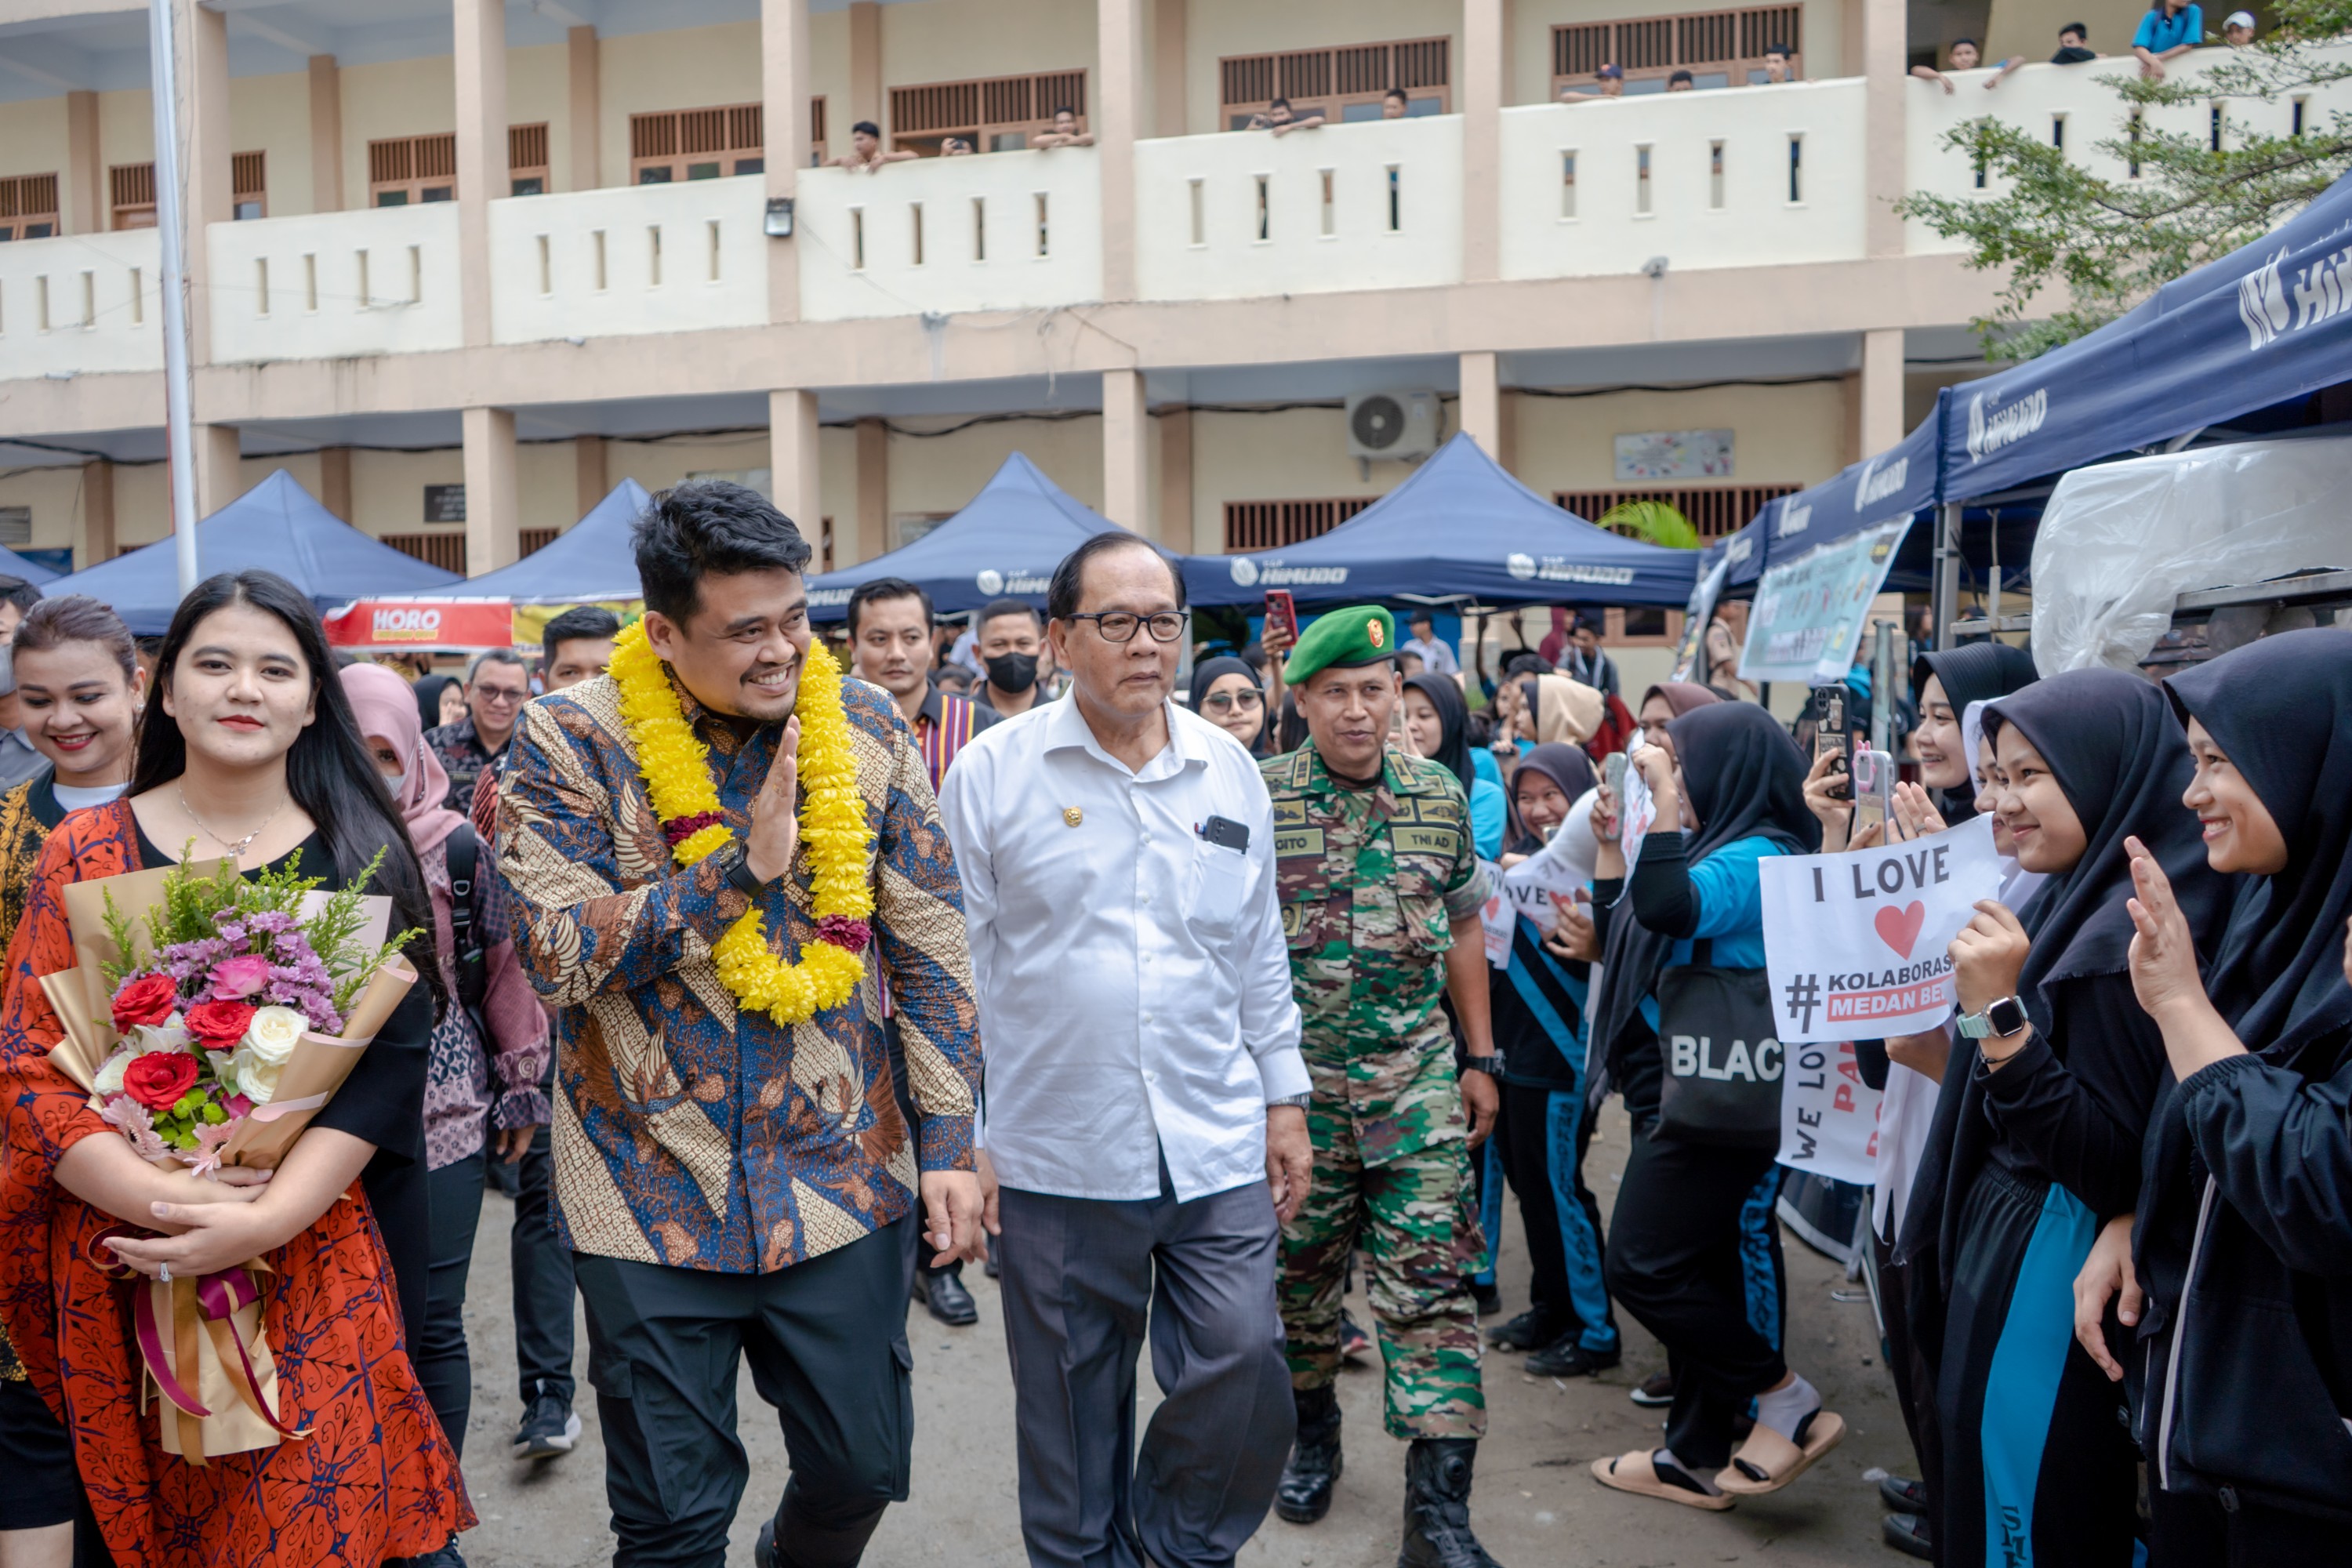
[1653,938,1784,1149]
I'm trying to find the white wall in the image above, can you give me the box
[490,175,770,343]
[1501,80,1865,281]
[796,148,1104,319]
[0,229,162,375]
[1134,115,1464,301]
[205,204,463,362]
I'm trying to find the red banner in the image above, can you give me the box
[322,601,516,649]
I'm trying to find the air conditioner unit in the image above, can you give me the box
[1344,390,1442,463]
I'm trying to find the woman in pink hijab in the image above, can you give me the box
[339,661,549,1469]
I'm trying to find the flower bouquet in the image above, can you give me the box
[38,848,420,1463]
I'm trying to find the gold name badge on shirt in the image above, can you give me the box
[1062,806,1083,827]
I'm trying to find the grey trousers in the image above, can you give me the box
[998,1170,1295,1568]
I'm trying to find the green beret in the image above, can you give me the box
[1285,605,1399,687]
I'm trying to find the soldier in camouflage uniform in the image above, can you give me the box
[1261,605,1506,1568]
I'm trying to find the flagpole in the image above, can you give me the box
[147,0,201,595]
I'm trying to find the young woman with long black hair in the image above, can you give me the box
[1930,668,2230,1568]
[1587,702,1838,1510]
[0,597,145,1568]
[1479,743,1623,1381]
[1910,644,2038,824]
[2071,628,2352,1564]
[1402,673,1507,859]
[0,570,467,1567]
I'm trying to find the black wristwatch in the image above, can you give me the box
[1459,1055,1501,1078]
[713,840,773,900]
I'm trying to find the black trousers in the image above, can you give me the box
[1873,1227,1944,1552]
[511,1123,579,1406]
[2149,1484,2347,1566]
[1492,1080,1619,1352]
[1603,1127,1787,1468]
[575,1220,915,1568]
[420,1152,488,1461]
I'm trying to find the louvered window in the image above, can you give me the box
[887,71,1087,155]
[1218,38,1450,129]
[369,133,459,206]
[1552,6,1802,95]
[107,155,264,228]
[0,173,58,241]
[630,103,764,183]
[509,123,550,195]
[1554,483,1798,541]
[1222,497,1374,553]
[381,533,467,574]
[231,151,267,218]
[811,96,829,166]
[518,527,560,557]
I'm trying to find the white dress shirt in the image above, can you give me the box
[938,695,1307,1203]
[1400,635,1459,676]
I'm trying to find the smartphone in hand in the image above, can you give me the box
[1263,590,1298,645]
[1851,748,1894,840]
[1813,688,1849,800]
[1603,751,1627,799]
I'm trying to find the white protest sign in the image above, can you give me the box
[1777,1038,1882,1186]
[1619,746,1657,869]
[1476,859,1512,967]
[1757,813,2005,1044]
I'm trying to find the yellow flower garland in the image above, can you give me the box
[609,622,875,1025]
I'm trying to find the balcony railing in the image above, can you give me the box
[489,174,771,344]
[205,201,462,363]
[0,228,161,377]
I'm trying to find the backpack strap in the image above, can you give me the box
[446,824,488,1011]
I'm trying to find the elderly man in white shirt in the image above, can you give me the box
[939,532,1310,1568]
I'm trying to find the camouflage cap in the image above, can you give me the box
[1286,605,1398,687]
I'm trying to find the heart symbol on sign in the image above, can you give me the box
[1875,900,1926,959]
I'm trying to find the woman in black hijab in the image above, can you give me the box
[1189,655,1269,754]
[1929,668,2232,1568]
[2069,630,2352,1563]
[1912,644,2038,822]
[1403,673,1507,858]
[413,672,461,736]
[1587,704,1836,1511]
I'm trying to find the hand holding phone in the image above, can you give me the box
[1850,748,1894,843]
[1262,590,1298,651]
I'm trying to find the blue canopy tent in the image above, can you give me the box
[804,452,1151,621]
[423,479,655,604]
[0,545,63,586]
[43,469,463,635]
[1759,413,1940,575]
[1183,432,1701,609]
[1939,172,2352,502]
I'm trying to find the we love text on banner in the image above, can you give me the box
[1756,814,2005,1044]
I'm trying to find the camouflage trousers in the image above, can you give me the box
[1279,1113,1487,1440]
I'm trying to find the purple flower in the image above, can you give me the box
[209,953,272,999]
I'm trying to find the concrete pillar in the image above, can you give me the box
[319,445,354,521]
[1461,0,1506,283]
[65,91,100,234]
[1858,328,1905,455]
[1158,405,1194,551]
[1458,351,1502,459]
[575,434,608,514]
[854,418,888,565]
[761,0,811,323]
[768,390,822,541]
[194,423,242,517]
[182,0,232,362]
[308,57,343,212]
[462,407,519,576]
[1861,0,1905,256]
[1102,368,1150,536]
[1152,0,1187,137]
[79,459,115,567]
[453,0,508,347]
[1098,0,1143,299]
[567,27,601,191]
[848,1,882,132]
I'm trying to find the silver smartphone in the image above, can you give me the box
[1851,748,1894,840]
[1603,751,1628,798]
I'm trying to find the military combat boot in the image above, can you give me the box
[1397,1438,1502,1568]
[1274,1386,1344,1524]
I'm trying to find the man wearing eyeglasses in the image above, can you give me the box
[428,646,533,811]
[938,532,1309,1568]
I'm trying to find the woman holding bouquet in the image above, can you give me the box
[0,597,144,1568]
[0,570,470,1566]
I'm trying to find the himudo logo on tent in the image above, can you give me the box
[975,569,1004,595]
[2238,239,2352,351]
[1229,557,1348,587]
[1775,500,1813,538]
[1505,553,1537,579]
[1855,455,1908,510]
[975,568,1052,595]
[1963,387,2048,463]
[1229,557,1260,587]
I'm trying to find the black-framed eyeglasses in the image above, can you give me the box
[1201,688,1265,713]
[1065,610,1188,644]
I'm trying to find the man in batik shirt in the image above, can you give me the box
[497,481,983,1568]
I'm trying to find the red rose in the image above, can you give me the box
[122,1050,201,1112]
[111,973,180,1032]
[183,997,258,1048]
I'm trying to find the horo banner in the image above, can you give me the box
[1756,814,2005,1044]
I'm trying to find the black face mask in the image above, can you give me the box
[986,652,1040,694]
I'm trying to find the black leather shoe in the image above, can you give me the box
[1628,1369,1674,1406]
[1882,1512,1933,1560]
[1880,1474,1927,1515]
[1525,1337,1621,1378]
[1397,1438,1501,1568]
[915,1269,978,1327]
[1486,1308,1568,1352]
[1275,1387,1343,1525]
[1472,1283,1502,1317]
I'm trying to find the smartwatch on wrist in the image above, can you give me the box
[714,840,773,900]
[1957,995,2030,1040]
[1459,1055,1502,1078]
[1267,1092,1312,1111]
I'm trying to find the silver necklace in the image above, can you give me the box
[178,787,289,860]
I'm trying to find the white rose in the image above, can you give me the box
[228,1045,284,1106]
[241,1006,307,1067]
[128,1022,191,1056]
[93,1048,132,1096]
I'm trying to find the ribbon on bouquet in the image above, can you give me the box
[88,1226,308,1465]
